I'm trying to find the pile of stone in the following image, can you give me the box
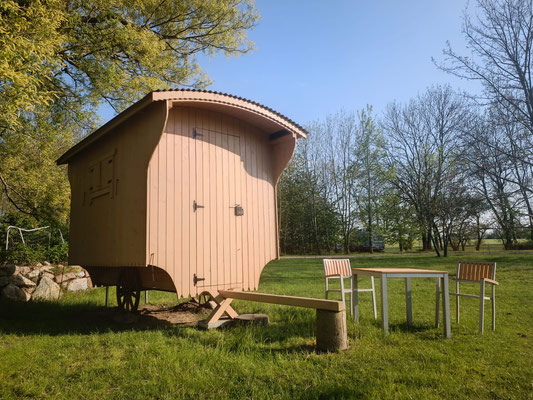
[0,262,93,302]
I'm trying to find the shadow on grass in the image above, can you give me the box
[0,300,319,351]
[0,300,177,336]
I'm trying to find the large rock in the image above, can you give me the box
[9,274,37,288]
[16,266,31,276]
[32,276,61,301]
[43,261,51,267]
[42,272,54,281]
[0,264,16,277]
[1,284,27,301]
[54,272,76,283]
[75,271,86,278]
[27,269,41,282]
[39,265,53,274]
[21,287,35,300]
[0,276,9,288]
[67,278,88,292]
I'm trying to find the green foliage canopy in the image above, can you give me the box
[0,0,258,228]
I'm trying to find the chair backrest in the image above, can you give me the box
[323,259,352,277]
[457,261,496,282]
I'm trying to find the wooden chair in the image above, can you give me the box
[323,259,377,319]
[450,261,499,333]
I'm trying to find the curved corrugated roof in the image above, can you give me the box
[57,90,306,165]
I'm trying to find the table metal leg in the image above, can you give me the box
[435,278,440,327]
[381,275,389,334]
[353,274,359,323]
[371,276,377,320]
[442,275,451,338]
[405,278,412,326]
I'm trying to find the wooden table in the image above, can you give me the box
[351,268,451,338]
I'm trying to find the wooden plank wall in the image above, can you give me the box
[147,106,278,298]
[68,102,167,268]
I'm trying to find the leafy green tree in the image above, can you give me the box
[0,0,258,228]
[353,106,386,253]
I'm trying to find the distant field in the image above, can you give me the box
[1,253,532,399]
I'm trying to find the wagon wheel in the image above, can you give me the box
[116,268,141,312]
[197,291,216,309]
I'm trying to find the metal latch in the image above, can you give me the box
[193,200,204,212]
[193,274,205,286]
[234,204,244,216]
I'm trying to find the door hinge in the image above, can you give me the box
[193,273,205,286]
[192,128,204,139]
[193,200,204,212]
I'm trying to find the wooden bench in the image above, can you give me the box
[198,290,348,352]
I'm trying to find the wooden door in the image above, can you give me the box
[193,127,243,290]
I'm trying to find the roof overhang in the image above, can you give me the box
[57,90,307,165]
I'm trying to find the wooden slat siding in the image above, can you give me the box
[144,105,290,296]
[240,120,250,290]
[228,125,238,285]
[190,109,198,296]
[173,109,182,292]
[220,120,228,288]
[182,108,191,297]
[324,259,351,277]
[234,117,243,288]
[208,114,218,287]
[160,121,168,273]
[245,122,255,289]
[256,137,267,272]
[69,103,166,268]
[150,144,159,267]
[201,115,211,289]
[458,262,495,281]
[166,110,175,283]
[215,114,224,289]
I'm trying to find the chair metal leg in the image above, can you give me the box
[349,276,353,317]
[325,277,329,299]
[492,284,496,331]
[340,276,346,310]
[456,279,460,323]
[479,279,485,334]
[370,276,377,320]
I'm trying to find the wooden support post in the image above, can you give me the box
[316,309,348,352]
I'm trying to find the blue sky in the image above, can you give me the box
[101,0,483,126]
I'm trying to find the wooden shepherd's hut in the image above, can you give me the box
[57,90,306,310]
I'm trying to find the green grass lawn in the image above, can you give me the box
[1,253,532,399]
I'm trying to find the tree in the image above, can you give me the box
[0,0,258,227]
[437,0,533,135]
[382,85,469,256]
[321,111,360,254]
[379,188,419,252]
[461,115,522,249]
[354,106,386,253]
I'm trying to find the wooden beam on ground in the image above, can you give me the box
[218,290,344,312]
